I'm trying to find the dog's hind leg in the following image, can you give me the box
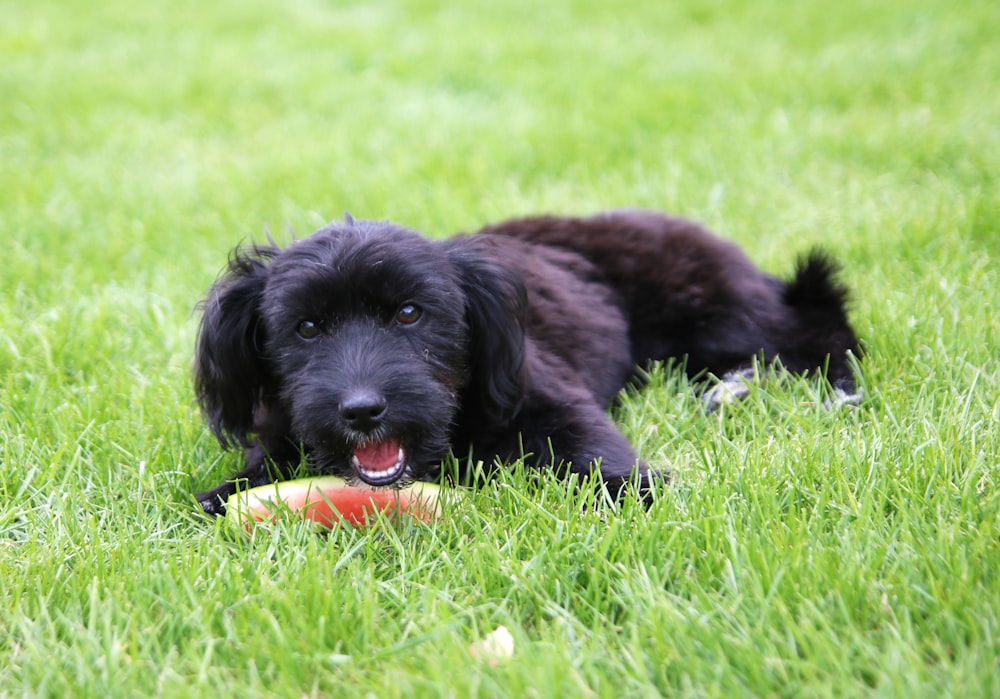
[701,361,864,413]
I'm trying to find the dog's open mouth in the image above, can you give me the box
[351,438,407,486]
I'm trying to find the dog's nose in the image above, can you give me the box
[339,389,388,432]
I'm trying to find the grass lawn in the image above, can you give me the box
[2,0,998,696]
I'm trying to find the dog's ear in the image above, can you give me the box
[445,237,528,425]
[194,246,275,448]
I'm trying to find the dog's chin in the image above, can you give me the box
[350,437,411,487]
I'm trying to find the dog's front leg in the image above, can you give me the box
[514,402,666,505]
[195,438,301,516]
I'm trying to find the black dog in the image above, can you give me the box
[194,210,861,515]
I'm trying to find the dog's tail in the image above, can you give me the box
[783,250,850,312]
[781,249,862,393]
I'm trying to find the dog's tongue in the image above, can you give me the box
[353,439,402,472]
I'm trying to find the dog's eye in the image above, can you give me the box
[395,303,423,326]
[297,319,322,339]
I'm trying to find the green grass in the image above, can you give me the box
[2,0,999,696]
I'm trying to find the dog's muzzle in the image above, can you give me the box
[338,388,409,485]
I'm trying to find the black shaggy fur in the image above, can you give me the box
[193,210,861,515]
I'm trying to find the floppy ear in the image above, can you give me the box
[445,237,528,425]
[194,246,275,448]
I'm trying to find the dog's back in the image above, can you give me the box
[477,209,860,391]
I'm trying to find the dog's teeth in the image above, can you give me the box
[350,444,407,485]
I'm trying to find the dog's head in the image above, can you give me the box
[195,216,526,485]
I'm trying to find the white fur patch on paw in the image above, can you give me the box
[826,386,863,409]
[702,368,755,412]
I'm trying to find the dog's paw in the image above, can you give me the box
[824,386,864,410]
[702,368,755,413]
[197,493,227,517]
